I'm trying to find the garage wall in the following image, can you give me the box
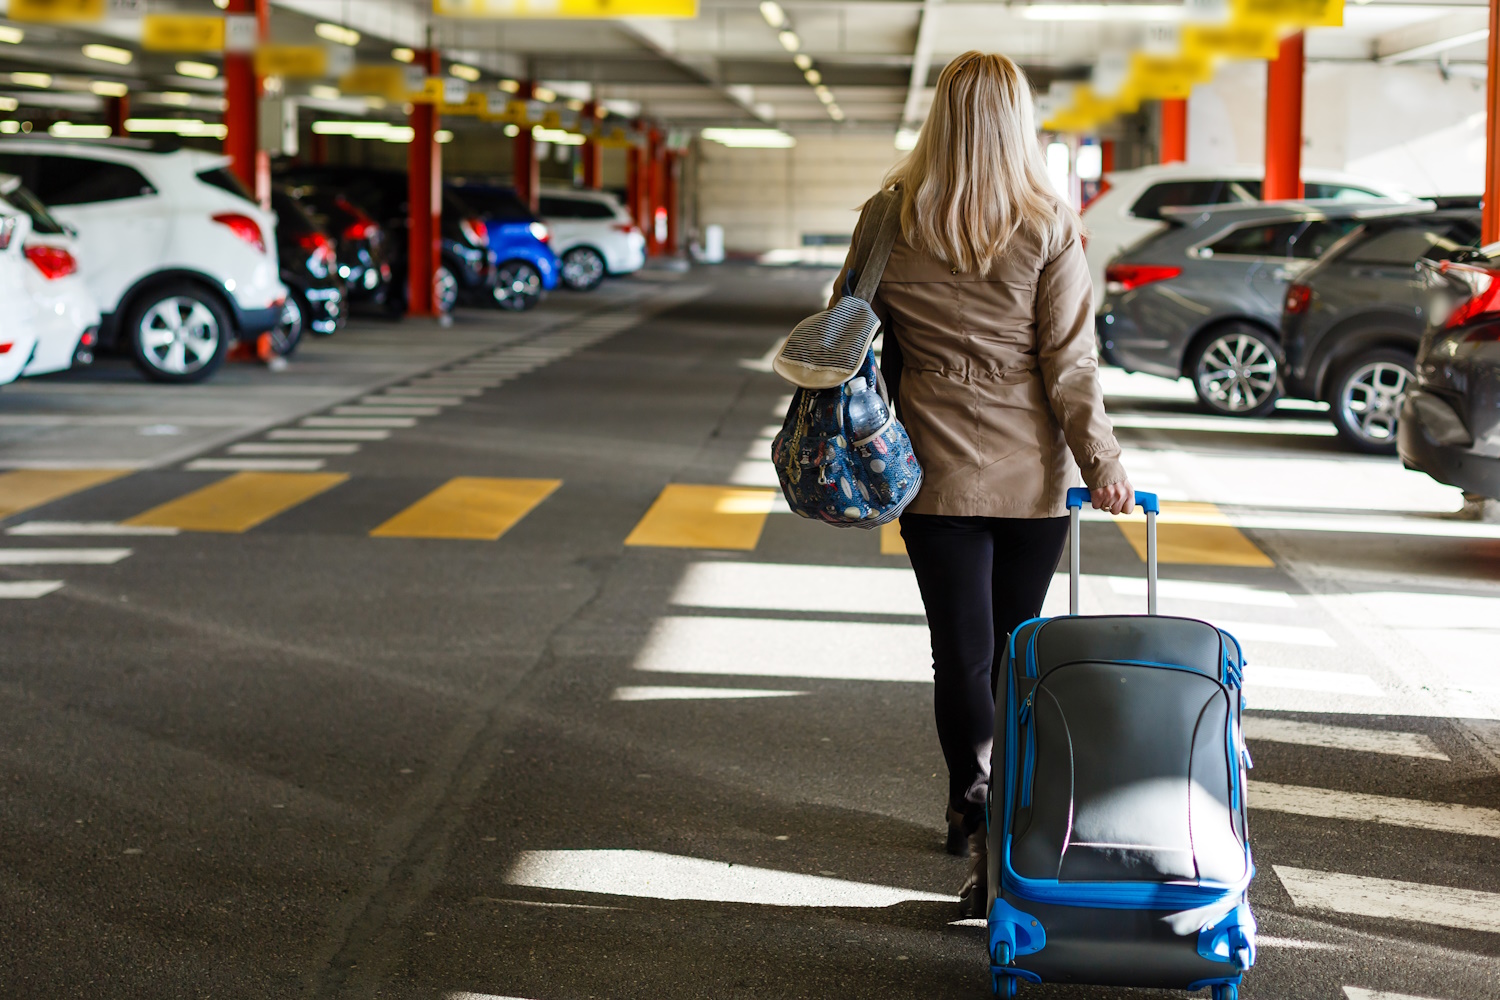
[693,135,906,255]
[1187,61,1486,196]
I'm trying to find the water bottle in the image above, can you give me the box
[846,375,890,440]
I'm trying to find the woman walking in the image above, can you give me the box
[831,51,1135,916]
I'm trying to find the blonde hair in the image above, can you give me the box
[884,51,1074,274]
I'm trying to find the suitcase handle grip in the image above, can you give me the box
[1067,488,1158,616]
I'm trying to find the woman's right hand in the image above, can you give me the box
[1092,481,1135,516]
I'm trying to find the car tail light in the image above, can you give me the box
[1284,282,1313,315]
[0,217,16,250]
[0,341,11,354]
[1440,260,1500,333]
[25,244,77,280]
[528,221,550,243]
[299,231,337,274]
[343,219,376,241]
[612,222,642,236]
[460,217,489,247]
[1104,263,1182,293]
[213,213,266,254]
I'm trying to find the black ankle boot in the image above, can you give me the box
[945,806,971,856]
[958,826,988,917]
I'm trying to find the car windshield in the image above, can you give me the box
[455,187,535,221]
[3,180,65,235]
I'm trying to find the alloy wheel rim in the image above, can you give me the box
[1196,333,1278,412]
[563,250,603,287]
[496,264,541,301]
[1340,361,1411,443]
[272,298,302,354]
[433,268,459,314]
[139,296,220,375]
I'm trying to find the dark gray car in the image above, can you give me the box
[1398,248,1500,500]
[1097,201,1418,417]
[1282,207,1481,452]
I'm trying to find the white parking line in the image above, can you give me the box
[228,443,361,456]
[1344,988,1449,1000]
[185,458,328,472]
[383,386,482,397]
[1274,866,1500,934]
[0,581,64,598]
[331,406,441,417]
[300,417,417,429]
[7,522,178,536]
[611,686,806,701]
[1249,781,1500,838]
[268,429,392,441]
[1245,665,1384,697]
[1219,621,1337,647]
[1106,576,1298,608]
[671,562,925,616]
[1243,717,1449,761]
[362,396,464,406]
[0,548,131,565]
[635,616,932,683]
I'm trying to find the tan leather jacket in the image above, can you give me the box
[833,192,1127,519]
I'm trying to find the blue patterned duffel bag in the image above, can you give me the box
[771,345,922,528]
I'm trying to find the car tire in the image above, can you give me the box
[1186,324,1282,418]
[1328,347,1414,454]
[434,265,459,315]
[493,260,543,311]
[127,282,231,384]
[560,246,606,292]
[271,291,307,358]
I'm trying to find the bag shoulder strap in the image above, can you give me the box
[851,190,901,303]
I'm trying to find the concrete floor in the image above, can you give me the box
[1,266,1498,1000]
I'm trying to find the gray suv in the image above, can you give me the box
[1096,201,1418,417]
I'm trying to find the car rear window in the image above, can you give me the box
[270,188,318,238]
[1343,219,1482,265]
[540,196,615,220]
[3,180,65,234]
[456,187,534,221]
[1207,219,1359,259]
[198,166,257,205]
[0,153,155,206]
[1130,181,1231,221]
[1304,182,1384,202]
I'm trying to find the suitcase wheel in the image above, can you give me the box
[990,973,1019,998]
[1211,986,1238,1000]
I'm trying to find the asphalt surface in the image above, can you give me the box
[2,265,1498,1000]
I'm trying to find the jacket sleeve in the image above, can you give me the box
[1035,230,1129,491]
[829,197,879,310]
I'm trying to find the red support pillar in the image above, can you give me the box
[104,95,128,137]
[663,151,679,255]
[408,49,442,318]
[1484,0,1500,243]
[625,143,647,235]
[1159,98,1187,164]
[513,81,540,212]
[223,0,269,204]
[646,129,665,256]
[1264,32,1305,202]
[581,101,603,190]
[1099,139,1115,194]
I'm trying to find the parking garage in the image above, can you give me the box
[1,1,1499,998]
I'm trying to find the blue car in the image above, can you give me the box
[448,184,559,311]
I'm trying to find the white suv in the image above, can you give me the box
[538,188,646,291]
[0,139,286,382]
[1081,163,1411,310]
[1,175,100,377]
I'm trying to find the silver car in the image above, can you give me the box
[1096,201,1421,416]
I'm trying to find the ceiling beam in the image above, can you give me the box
[899,0,938,128]
[1375,9,1490,64]
[615,19,770,122]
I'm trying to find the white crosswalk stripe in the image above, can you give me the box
[1243,717,1449,760]
[7,522,177,536]
[635,616,931,683]
[0,548,131,565]
[0,581,64,598]
[1249,781,1500,838]
[185,458,327,472]
[1344,988,1449,1000]
[612,686,805,701]
[1274,866,1500,934]
[1244,664,1384,697]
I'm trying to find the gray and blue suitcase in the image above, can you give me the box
[986,488,1256,1000]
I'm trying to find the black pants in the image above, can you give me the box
[900,513,1071,834]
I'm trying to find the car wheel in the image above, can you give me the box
[128,284,230,383]
[1187,324,1282,418]
[1328,347,1414,454]
[560,247,606,292]
[271,292,307,357]
[494,260,543,311]
[434,265,459,315]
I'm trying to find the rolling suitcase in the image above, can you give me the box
[986,487,1256,1000]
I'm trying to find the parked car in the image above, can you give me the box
[275,166,493,315]
[449,183,558,310]
[1082,163,1410,309]
[1096,200,1415,416]
[0,209,40,389]
[269,186,345,356]
[279,180,393,314]
[1281,206,1481,452]
[1,174,99,376]
[0,138,286,382]
[1398,248,1500,499]
[538,187,645,291]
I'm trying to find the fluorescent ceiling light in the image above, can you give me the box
[0,26,24,44]
[503,123,519,137]
[436,129,454,143]
[308,84,340,100]
[759,0,788,28]
[534,85,557,102]
[804,69,821,85]
[0,120,19,132]
[828,105,844,121]
[532,125,586,145]
[160,91,194,106]
[10,72,50,88]
[314,22,360,47]
[125,118,228,138]
[701,127,796,148]
[50,121,112,139]
[498,78,520,94]
[895,127,919,151]
[176,61,218,80]
[450,63,481,82]
[566,97,585,111]
[310,120,415,143]
[815,85,833,104]
[392,47,415,63]
[1021,3,1180,20]
[1380,29,1490,65]
[778,30,800,52]
[793,53,812,71]
[90,80,129,97]
[83,43,132,65]
[0,97,16,112]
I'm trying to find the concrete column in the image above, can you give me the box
[407,48,442,318]
[104,94,128,137]
[1263,32,1305,201]
[223,0,269,201]
[581,101,603,190]
[1485,0,1500,242]
[513,81,540,212]
[1159,98,1186,164]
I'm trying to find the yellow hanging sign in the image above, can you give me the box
[1233,0,1343,29]
[1182,23,1281,62]
[9,0,104,22]
[434,0,697,18]
[255,45,329,79]
[340,64,425,102]
[142,14,227,53]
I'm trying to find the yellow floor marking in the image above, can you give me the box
[625,484,777,550]
[1113,501,1274,567]
[0,469,132,520]
[124,472,348,533]
[371,477,561,540]
[880,521,907,556]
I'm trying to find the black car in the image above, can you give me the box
[1398,247,1500,500]
[280,180,393,314]
[1281,206,1482,452]
[268,186,345,356]
[273,166,494,315]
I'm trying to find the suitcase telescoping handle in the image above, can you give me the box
[1066,487,1161,616]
